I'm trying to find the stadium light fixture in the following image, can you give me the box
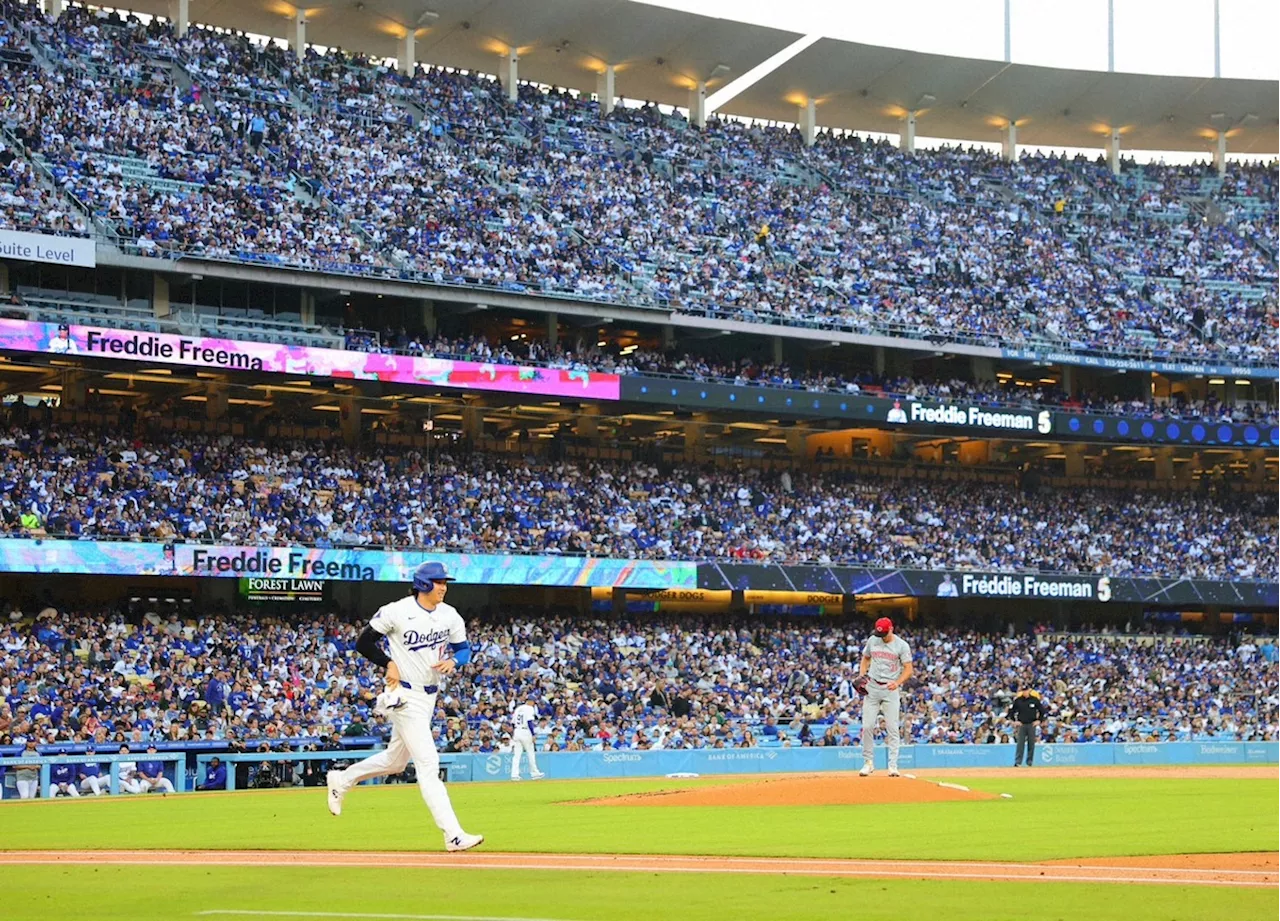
[417,9,439,25]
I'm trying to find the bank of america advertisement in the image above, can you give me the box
[0,318,620,400]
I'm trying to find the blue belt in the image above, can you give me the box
[399,681,438,693]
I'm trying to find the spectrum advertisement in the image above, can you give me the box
[0,318,620,400]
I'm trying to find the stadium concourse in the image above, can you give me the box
[0,2,1275,369]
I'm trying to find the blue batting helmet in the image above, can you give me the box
[412,561,455,592]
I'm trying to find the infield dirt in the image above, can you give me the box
[579,773,995,806]
[0,849,1272,888]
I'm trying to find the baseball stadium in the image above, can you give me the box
[0,0,1277,918]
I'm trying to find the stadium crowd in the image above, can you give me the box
[0,419,1275,580]
[1,610,1276,784]
[0,3,1275,366]
[343,327,1279,426]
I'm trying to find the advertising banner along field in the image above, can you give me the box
[0,539,694,589]
[0,539,1272,607]
[0,319,620,400]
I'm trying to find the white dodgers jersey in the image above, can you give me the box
[512,703,538,735]
[369,596,467,690]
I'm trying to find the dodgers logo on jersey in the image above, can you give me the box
[404,628,451,652]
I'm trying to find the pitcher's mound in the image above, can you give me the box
[582,773,997,807]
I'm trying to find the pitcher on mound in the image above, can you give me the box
[326,561,483,852]
[858,617,913,778]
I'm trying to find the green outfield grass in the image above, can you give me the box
[0,775,1274,860]
[0,773,1275,921]
[1,866,1270,921]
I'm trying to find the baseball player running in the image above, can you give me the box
[857,617,912,777]
[326,561,483,852]
[510,694,544,781]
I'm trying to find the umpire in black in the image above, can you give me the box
[1008,684,1045,767]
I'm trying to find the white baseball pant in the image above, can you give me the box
[861,685,902,770]
[119,777,146,794]
[79,775,107,795]
[511,730,540,779]
[145,777,175,793]
[330,688,465,839]
[54,783,81,797]
[16,778,39,799]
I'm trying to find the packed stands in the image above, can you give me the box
[2,610,1275,762]
[0,2,1274,367]
[0,415,1274,579]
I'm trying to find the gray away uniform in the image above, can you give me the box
[860,635,912,769]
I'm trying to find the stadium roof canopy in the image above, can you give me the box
[146,0,1278,154]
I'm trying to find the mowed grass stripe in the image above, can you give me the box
[2,865,1275,921]
[1,776,1274,861]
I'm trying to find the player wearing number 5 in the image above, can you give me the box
[857,617,913,778]
[325,561,483,852]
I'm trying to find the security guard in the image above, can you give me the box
[1008,684,1046,767]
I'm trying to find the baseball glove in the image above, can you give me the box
[852,675,869,696]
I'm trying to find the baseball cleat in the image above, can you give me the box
[887,768,901,777]
[858,762,874,777]
[531,771,545,780]
[510,776,522,781]
[326,771,345,816]
[446,832,484,852]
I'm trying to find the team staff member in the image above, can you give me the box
[1008,685,1046,767]
[50,761,80,797]
[78,746,108,795]
[14,739,40,799]
[858,617,912,777]
[137,745,176,794]
[197,757,227,791]
[326,562,483,852]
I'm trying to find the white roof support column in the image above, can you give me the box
[399,30,416,76]
[900,111,917,153]
[704,33,822,117]
[47,0,64,19]
[1213,131,1227,177]
[499,50,518,103]
[596,65,616,116]
[798,99,816,146]
[293,13,307,61]
[168,0,188,38]
[1001,122,1018,162]
[689,81,707,128]
[1108,129,1122,176]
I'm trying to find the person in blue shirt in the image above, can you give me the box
[248,113,267,150]
[206,671,229,713]
[77,747,108,796]
[136,745,175,794]
[50,762,81,797]
[197,757,227,791]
